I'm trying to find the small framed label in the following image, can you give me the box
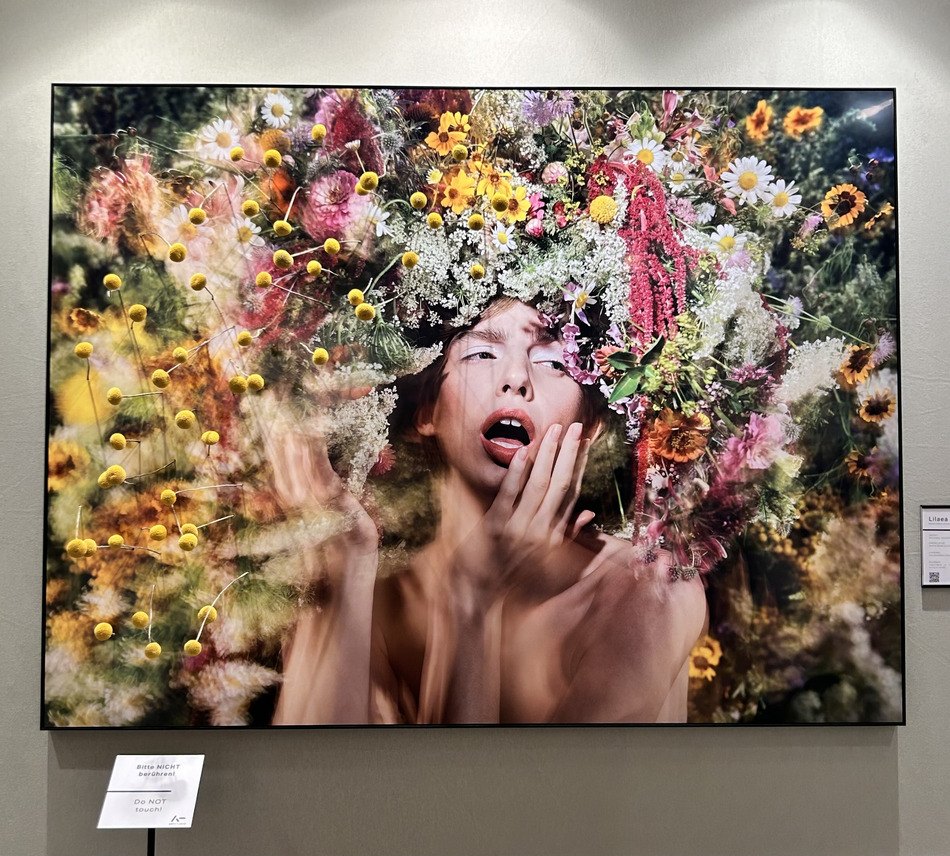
[98,754,204,829]
[921,506,950,587]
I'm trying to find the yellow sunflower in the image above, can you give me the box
[859,391,896,423]
[440,171,476,215]
[838,344,875,387]
[474,162,513,200]
[821,183,867,229]
[425,113,466,156]
[500,185,530,223]
[689,635,723,681]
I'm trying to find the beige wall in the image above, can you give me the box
[2,1,948,853]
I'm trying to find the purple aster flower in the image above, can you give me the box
[521,90,575,126]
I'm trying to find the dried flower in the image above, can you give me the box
[94,622,114,641]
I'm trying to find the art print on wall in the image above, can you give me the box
[44,86,902,727]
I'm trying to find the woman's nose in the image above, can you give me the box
[497,358,533,399]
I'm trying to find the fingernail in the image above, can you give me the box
[549,424,562,440]
[569,422,582,438]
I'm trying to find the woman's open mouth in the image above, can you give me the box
[480,410,536,467]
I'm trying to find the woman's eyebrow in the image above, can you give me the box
[458,325,559,346]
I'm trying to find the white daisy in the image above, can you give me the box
[197,117,242,161]
[162,204,203,244]
[232,216,265,255]
[721,156,773,204]
[260,91,293,129]
[666,161,695,195]
[491,222,516,254]
[366,203,392,237]
[695,202,716,224]
[624,138,668,173]
[763,179,802,218]
[710,224,747,255]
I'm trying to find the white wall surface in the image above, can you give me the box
[1,0,948,853]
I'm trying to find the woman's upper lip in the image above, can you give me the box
[480,408,536,442]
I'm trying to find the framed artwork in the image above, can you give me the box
[44,86,902,727]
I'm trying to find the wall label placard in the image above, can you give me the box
[921,506,950,588]
[98,754,204,829]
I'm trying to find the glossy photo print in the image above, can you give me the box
[44,87,902,727]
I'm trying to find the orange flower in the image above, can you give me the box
[838,344,874,387]
[821,183,867,229]
[745,100,773,143]
[425,113,466,156]
[859,391,896,423]
[648,408,711,463]
[783,105,824,138]
[48,440,90,491]
[440,171,476,214]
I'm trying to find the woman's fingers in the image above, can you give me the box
[553,435,591,536]
[534,423,584,530]
[509,423,562,527]
[490,444,531,520]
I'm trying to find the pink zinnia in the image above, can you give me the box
[300,171,368,242]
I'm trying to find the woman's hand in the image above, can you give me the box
[450,421,594,610]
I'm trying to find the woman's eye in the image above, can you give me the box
[536,359,567,372]
[463,350,496,361]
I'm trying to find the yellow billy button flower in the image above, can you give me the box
[179,533,199,551]
[354,183,370,196]
[144,642,162,659]
[359,171,379,191]
[247,373,265,391]
[402,251,419,268]
[173,346,189,363]
[311,123,327,142]
[188,207,207,225]
[236,330,253,347]
[242,200,260,217]
[409,191,427,210]
[160,489,177,506]
[149,524,167,542]
[83,538,98,556]
[107,534,124,548]
[312,347,330,366]
[151,369,170,389]
[229,375,249,394]
[470,263,485,280]
[74,342,93,359]
[451,144,468,161]
[348,288,365,306]
[273,249,293,269]
[65,539,86,559]
[183,639,202,657]
[201,430,220,446]
[94,622,114,642]
[468,213,485,230]
[109,432,127,450]
[103,273,122,291]
[181,523,199,537]
[323,237,341,255]
[274,219,293,236]
[107,387,123,405]
[263,149,282,168]
[491,194,509,214]
[198,605,218,623]
[97,472,110,489]
[427,212,443,229]
[131,611,149,629]
[589,195,618,224]
[102,464,126,487]
[168,242,187,262]
[306,260,322,276]
[175,410,196,429]
[255,271,273,288]
[355,303,376,322]
[189,273,207,291]
[230,146,245,161]
[128,304,147,323]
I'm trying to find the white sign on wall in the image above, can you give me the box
[921,506,950,587]
[98,754,204,829]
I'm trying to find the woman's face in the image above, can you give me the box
[417,301,589,496]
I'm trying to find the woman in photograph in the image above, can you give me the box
[272,298,707,725]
